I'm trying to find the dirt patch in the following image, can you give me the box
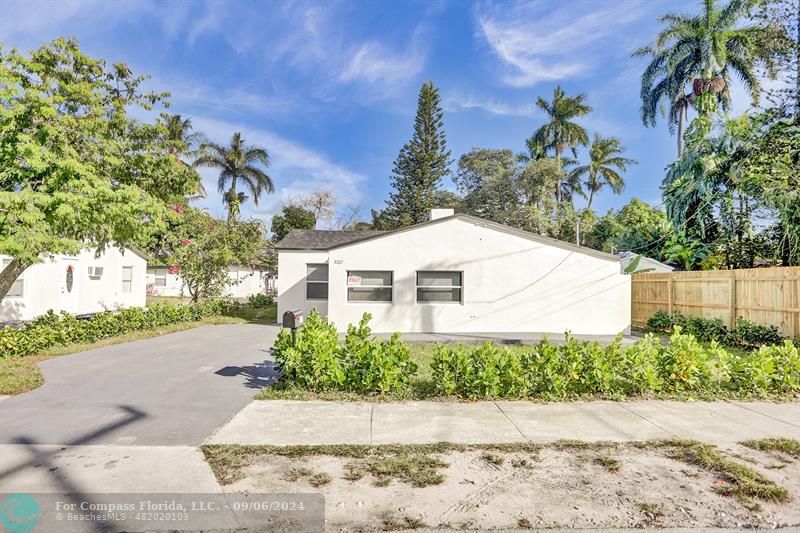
[218,442,800,530]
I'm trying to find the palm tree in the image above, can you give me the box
[569,135,637,209]
[193,132,274,221]
[634,0,778,154]
[159,113,206,198]
[529,86,592,203]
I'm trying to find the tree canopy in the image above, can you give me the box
[0,38,199,299]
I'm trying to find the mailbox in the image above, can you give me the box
[282,309,303,329]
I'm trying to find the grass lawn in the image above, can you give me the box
[0,302,277,395]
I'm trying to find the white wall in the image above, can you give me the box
[277,251,329,321]
[0,248,147,322]
[146,266,274,299]
[279,218,631,335]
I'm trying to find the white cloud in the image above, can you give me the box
[189,116,369,222]
[0,0,190,46]
[444,94,538,117]
[476,1,652,87]
[340,38,425,92]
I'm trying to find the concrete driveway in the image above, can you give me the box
[0,323,279,446]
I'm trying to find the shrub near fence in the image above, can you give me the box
[0,299,238,358]
[646,310,785,348]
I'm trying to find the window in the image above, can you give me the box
[416,271,463,303]
[154,269,167,287]
[306,264,329,300]
[2,259,23,298]
[347,270,393,302]
[122,266,133,294]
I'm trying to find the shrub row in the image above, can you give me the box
[0,299,239,358]
[430,330,799,400]
[272,310,417,394]
[646,310,784,347]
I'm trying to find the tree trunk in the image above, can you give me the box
[555,146,563,203]
[0,258,30,302]
[795,0,800,123]
[586,189,595,210]
[677,100,686,157]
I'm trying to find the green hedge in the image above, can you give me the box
[247,293,274,308]
[430,330,800,400]
[272,310,417,394]
[0,299,239,358]
[646,310,784,347]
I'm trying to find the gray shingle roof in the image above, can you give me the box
[276,229,384,250]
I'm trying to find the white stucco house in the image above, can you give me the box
[0,247,148,322]
[276,209,631,335]
[146,265,275,299]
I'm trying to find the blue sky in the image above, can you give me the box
[1,0,758,228]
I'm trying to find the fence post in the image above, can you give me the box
[728,271,736,329]
[667,277,673,315]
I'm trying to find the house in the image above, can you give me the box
[276,209,631,335]
[146,265,275,299]
[618,251,674,273]
[0,247,148,322]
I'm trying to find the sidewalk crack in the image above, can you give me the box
[369,403,374,445]
[616,403,679,439]
[727,401,800,429]
[493,402,528,442]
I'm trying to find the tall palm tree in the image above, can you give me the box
[634,0,778,154]
[529,86,592,203]
[193,132,274,221]
[159,113,206,198]
[569,135,637,209]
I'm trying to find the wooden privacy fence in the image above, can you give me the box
[631,266,800,338]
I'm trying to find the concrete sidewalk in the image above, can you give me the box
[207,399,800,446]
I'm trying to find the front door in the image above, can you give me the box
[60,259,80,314]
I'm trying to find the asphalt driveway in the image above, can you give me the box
[0,323,280,446]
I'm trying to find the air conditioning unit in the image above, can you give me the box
[88,266,104,278]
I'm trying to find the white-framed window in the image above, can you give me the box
[347,270,393,303]
[2,259,24,298]
[122,266,133,294]
[306,264,329,300]
[154,268,167,287]
[416,271,463,303]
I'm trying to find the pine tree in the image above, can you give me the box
[383,81,452,228]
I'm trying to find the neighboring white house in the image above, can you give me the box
[276,209,631,335]
[618,251,675,274]
[0,247,148,322]
[146,265,275,299]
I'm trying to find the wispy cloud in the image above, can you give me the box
[444,94,538,117]
[475,1,652,87]
[189,116,369,221]
[0,0,190,47]
[339,29,426,97]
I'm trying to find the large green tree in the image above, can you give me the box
[381,81,452,228]
[0,38,198,300]
[270,204,316,243]
[635,0,779,153]
[529,85,592,202]
[569,135,636,209]
[194,132,274,221]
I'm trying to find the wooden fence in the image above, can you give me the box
[631,266,800,338]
